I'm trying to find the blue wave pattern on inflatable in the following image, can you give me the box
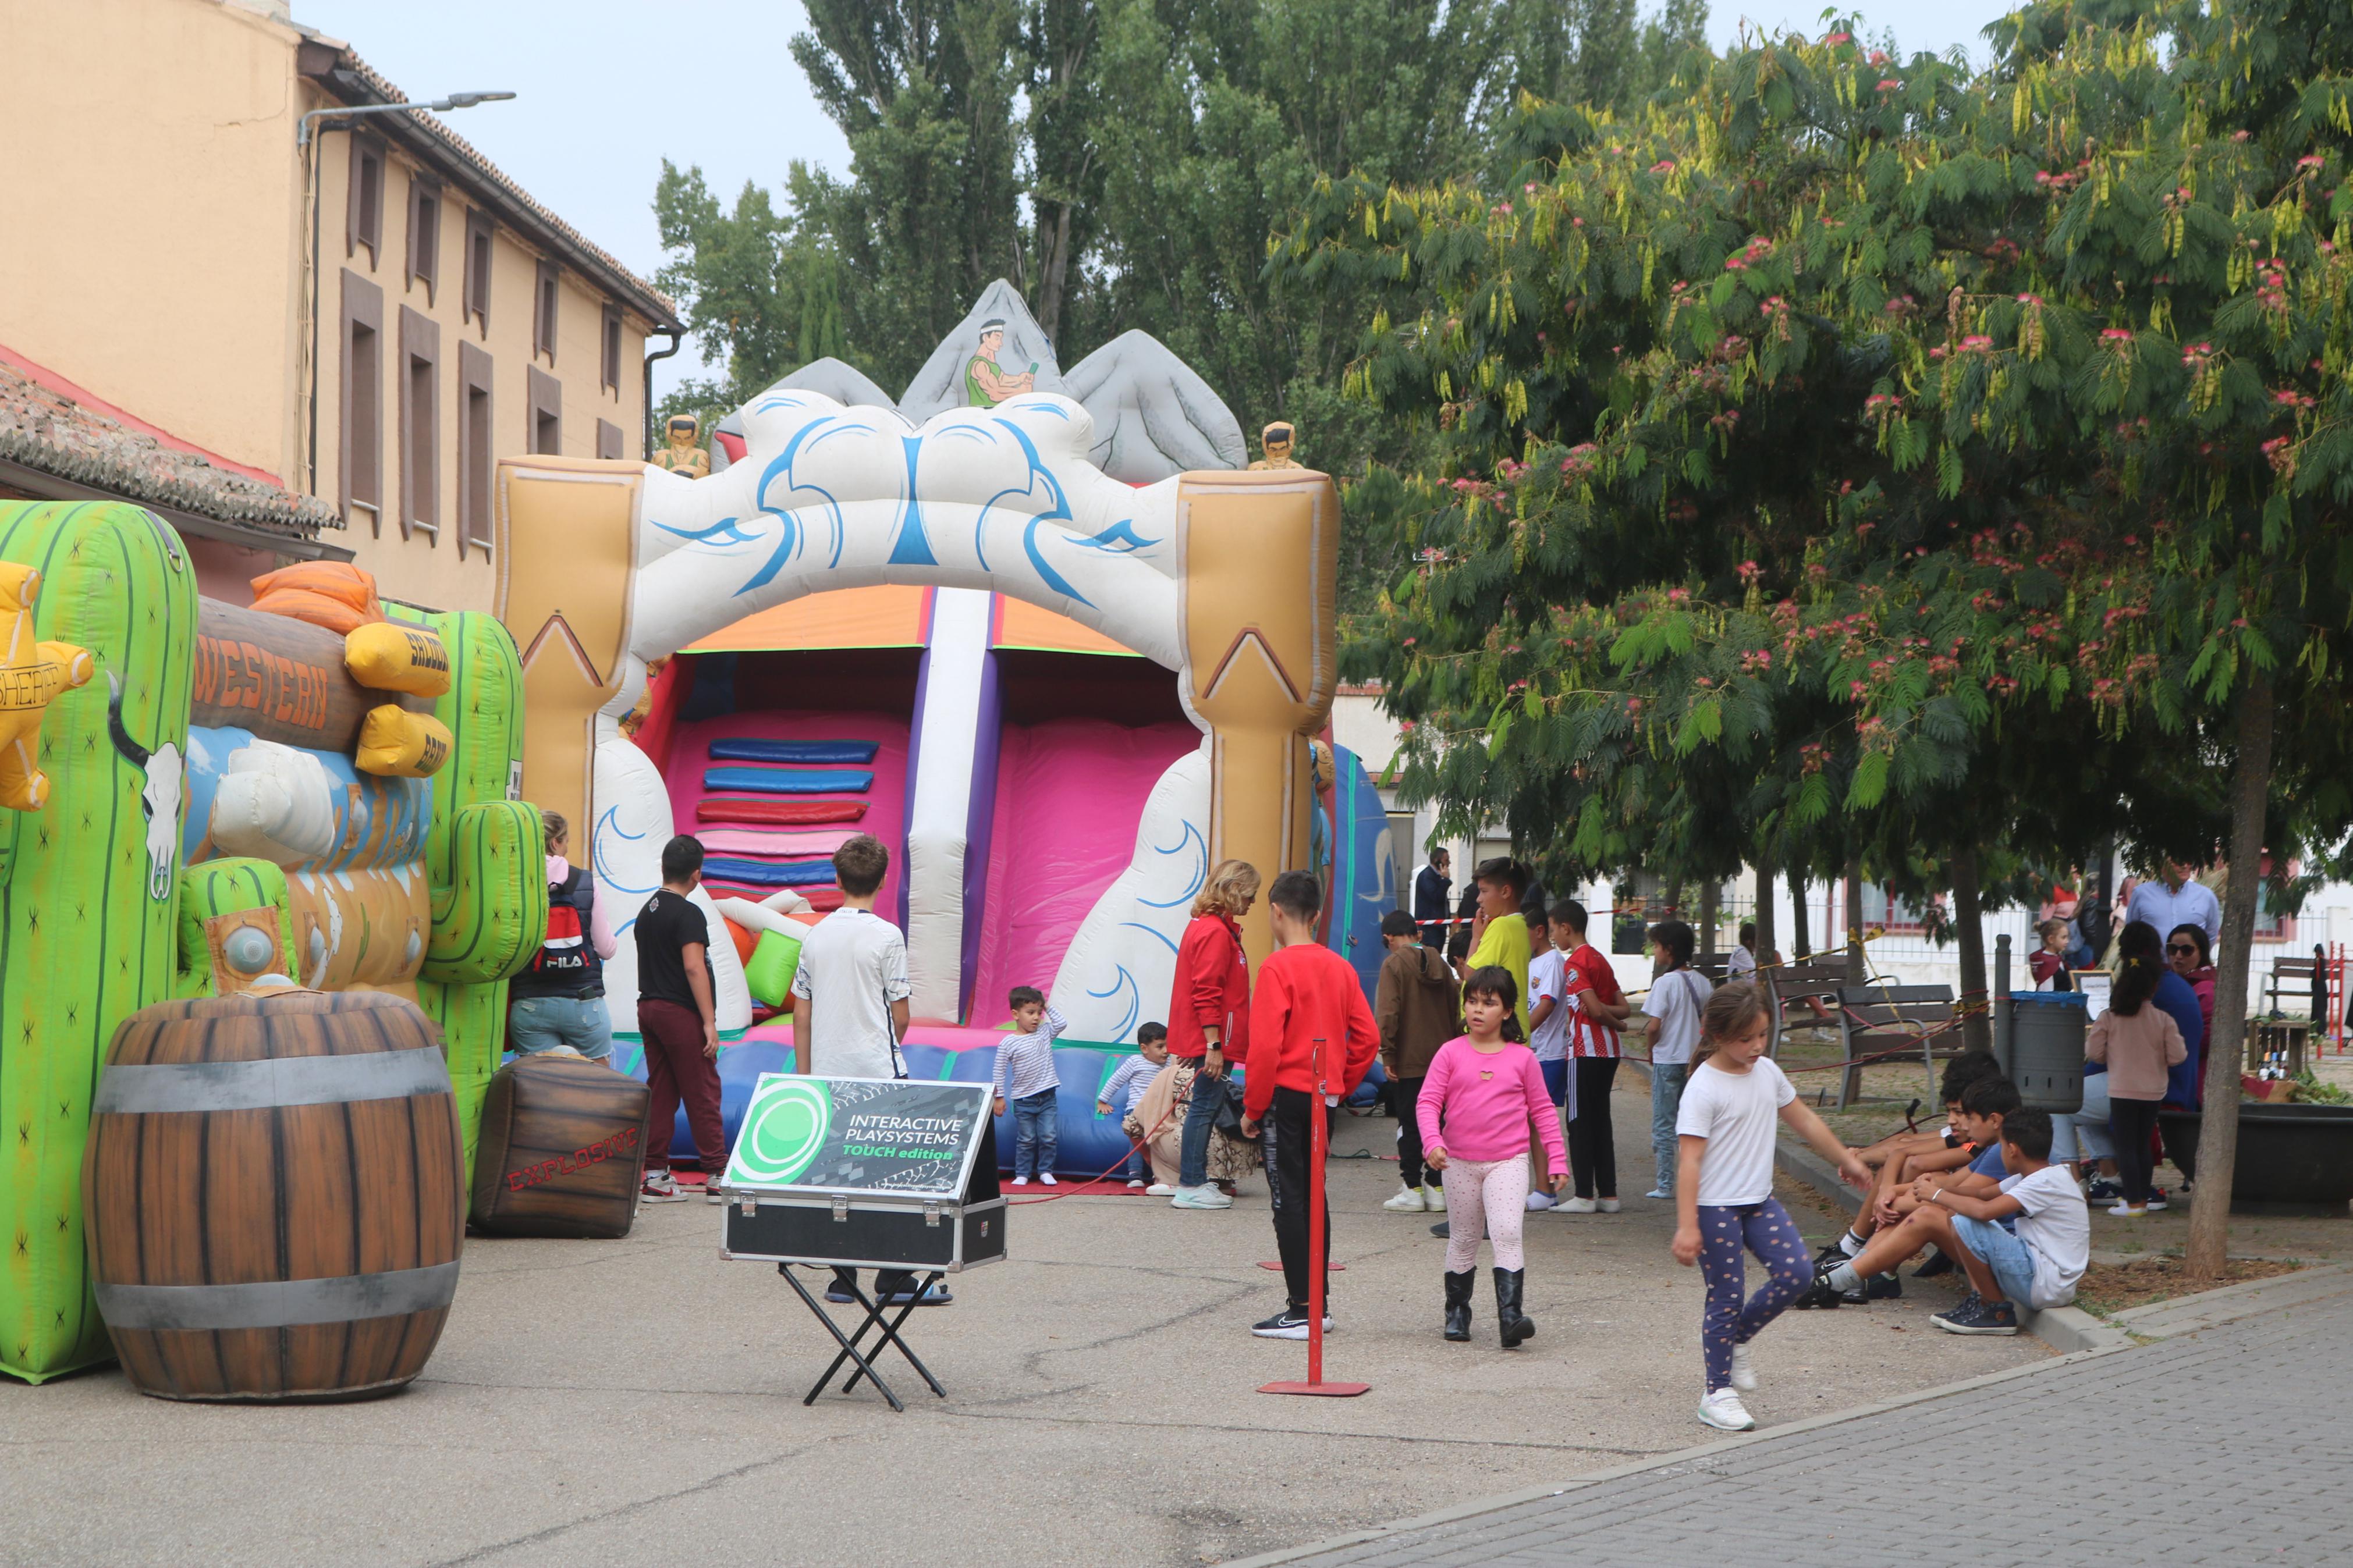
[702,766,875,795]
[701,855,840,888]
[708,738,880,765]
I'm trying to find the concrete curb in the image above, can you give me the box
[1769,1137,2128,1353]
[2117,1261,2353,1338]
[1220,1336,2134,1567]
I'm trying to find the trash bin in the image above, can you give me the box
[2003,990,2087,1114]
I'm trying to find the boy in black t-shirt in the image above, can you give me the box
[636,835,727,1204]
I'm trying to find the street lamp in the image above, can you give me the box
[300,90,518,495]
[298,90,519,147]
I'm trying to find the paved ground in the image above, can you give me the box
[0,1080,2043,1567]
[1250,1267,2353,1568]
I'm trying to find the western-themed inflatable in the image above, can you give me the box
[493,283,1388,1175]
[0,287,1385,1388]
[0,501,535,1385]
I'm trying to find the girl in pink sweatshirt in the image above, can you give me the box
[1418,966,1568,1348]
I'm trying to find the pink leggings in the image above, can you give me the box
[1442,1157,1531,1271]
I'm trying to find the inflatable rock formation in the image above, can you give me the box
[711,281,1248,485]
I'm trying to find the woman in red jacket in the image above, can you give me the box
[1168,859,1259,1209]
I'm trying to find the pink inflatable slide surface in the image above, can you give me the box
[968,716,1199,1020]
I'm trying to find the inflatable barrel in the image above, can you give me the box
[0,501,196,1385]
[470,1053,650,1239]
[81,989,464,1402]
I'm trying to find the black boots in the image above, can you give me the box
[1443,1270,1475,1341]
[1493,1268,1535,1347]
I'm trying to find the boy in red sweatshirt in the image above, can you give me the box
[1238,870,1379,1339]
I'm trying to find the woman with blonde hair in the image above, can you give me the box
[1167,859,1260,1208]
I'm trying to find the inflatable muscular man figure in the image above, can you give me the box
[651,415,711,480]
[965,321,1038,407]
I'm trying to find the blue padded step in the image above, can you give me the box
[701,766,875,795]
[700,856,840,887]
[708,738,880,765]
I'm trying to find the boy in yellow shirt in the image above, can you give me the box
[1465,858,1533,1035]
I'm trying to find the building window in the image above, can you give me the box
[457,340,494,559]
[1859,883,1935,936]
[406,176,442,304]
[596,418,624,460]
[339,269,384,532]
[399,307,441,540]
[528,365,562,456]
[534,258,560,363]
[463,208,494,335]
[347,134,384,266]
[601,304,623,394]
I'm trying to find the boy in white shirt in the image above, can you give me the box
[1098,1023,1170,1189]
[1820,1108,2088,1335]
[789,834,940,1307]
[992,987,1070,1186]
[1641,920,1712,1201]
[1524,930,1570,1211]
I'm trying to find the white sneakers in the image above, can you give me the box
[1729,1343,1758,1391]
[1596,1197,1622,1213]
[1422,1184,1445,1209]
[1525,1190,1557,1211]
[1011,1175,1029,1186]
[1172,1185,1233,1209]
[1145,1182,1176,1196]
[1384,1185,1429,1212]
[1698,1388,1756,1431]
[1039,1173,1058,1186]
[1126,1178,1147,1190]
[1557,1196,1598,1214]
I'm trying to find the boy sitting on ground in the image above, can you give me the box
[1820,1109,2088,1335]
[1822,1051,2006,1295]
[1805,1075,2022,1306]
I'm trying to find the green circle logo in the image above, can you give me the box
[733,1079,832,1185]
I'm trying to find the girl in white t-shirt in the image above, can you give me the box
[1669,983,1870,1433]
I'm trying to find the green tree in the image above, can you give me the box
[1290,0,2353,1268]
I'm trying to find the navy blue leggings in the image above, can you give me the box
[1698,1199,1812,1393]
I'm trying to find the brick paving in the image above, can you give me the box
[1270,1278,2353,1567]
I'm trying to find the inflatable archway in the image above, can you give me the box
[496,390,1340,1041]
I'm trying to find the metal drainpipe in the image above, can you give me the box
[643,329,683,459]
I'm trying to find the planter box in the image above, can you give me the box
[2157,1103,2353,1214]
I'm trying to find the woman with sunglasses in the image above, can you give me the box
[2166,925,2218,1044]
[2160,923,2219,1185]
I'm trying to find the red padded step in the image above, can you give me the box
[695,797,868,826]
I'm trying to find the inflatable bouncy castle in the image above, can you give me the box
[495,285,1394,1174]
[0,502,535,1384]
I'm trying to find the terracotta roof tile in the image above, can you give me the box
[0,362,337,539]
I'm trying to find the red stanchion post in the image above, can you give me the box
[1261,1034,1369,1398]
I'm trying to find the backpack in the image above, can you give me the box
[523,868,602,996]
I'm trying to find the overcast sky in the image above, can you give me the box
[293,0,2027,402]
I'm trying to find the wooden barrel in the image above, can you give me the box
[470,1053,649,1239]
[80,989,464,1402]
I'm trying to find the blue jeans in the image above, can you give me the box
[1178,1060,1229,1187]
[1012,1087,1059,1178]
[1950,1214,2041,1308]
[507,995,612,1060]
[1650,1062,1688,1193]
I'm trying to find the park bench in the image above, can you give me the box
[1763,959,1855,1060]
[1833,983,1961,1108]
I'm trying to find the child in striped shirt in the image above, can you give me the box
[993,987,1068,1185]
[1098,1022,1170,1189]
